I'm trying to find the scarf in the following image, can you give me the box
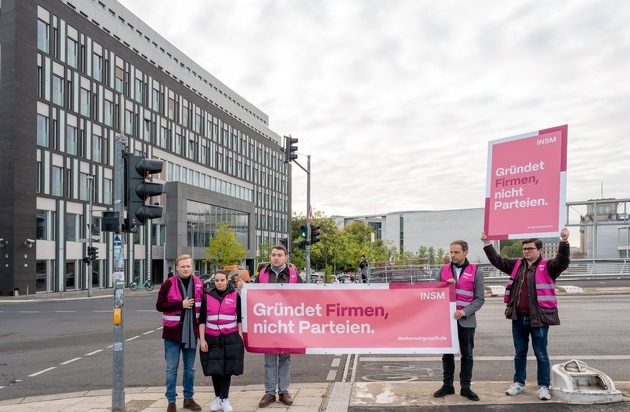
[178,276,197,349]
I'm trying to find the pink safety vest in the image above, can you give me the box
[504,259,557,308]
[204,290,239,336]
[258,266,299,283]
[162,275,203,327]
[440,263,477,310]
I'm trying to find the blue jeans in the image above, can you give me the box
[164,339,197,403]
[512,314,550,387]
[264,353,291,394]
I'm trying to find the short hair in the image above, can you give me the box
[213,271,228,279]
[450,240,469,252]
[522,238,543,249]
[361,255,366,259]
[272,245,288,255]
[176,254,192,265]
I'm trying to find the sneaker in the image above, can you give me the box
[220,399,233,412]
[538,386,551,400]
[506,382,526,396]
[433,385,455,398]
[210,397,221,412]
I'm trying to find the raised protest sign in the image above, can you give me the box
[484,125,568,240]
[241,282,458,354]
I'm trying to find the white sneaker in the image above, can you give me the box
[220,398,233,412]
[210,396,221,411]
[506,382,526,396]
[538,386,551,400]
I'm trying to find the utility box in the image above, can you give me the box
[551,359,622,404]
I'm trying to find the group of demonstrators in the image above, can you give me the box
[155,228,570,411]
[156,245,298,412]
[434,228,570,402]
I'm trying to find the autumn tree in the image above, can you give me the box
[204,222,246,271]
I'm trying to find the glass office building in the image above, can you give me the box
[0,0,292,295]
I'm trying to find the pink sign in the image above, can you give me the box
[485,125,568,240]
[241,282,458,354]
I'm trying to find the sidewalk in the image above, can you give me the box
[0,381,628,412]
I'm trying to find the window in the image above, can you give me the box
[66,125,78,155]
[92,134,102,162]
[167,97,176,120]
[66,213,78,242]
[93,53,103,81]
[67,38,78,68]
[104,98,114,126]
[134,78,144,103]
[125,109,134,135]
[37,19,49,53]
[52,166,63,196]
[80,88,90,117]
[36,162,43,193]
[104,178,112,204]
[159,126,169,149]
[52,75,64,106]
[36,210,48,240]
[115,66,124,93]
[175,132,183,155]
[37,114,49,147]
[79,173,90,201]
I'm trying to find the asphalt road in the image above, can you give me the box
[0,291,628,404]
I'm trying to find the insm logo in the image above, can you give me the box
[419,291,445,300]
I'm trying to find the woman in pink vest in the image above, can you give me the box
[199,271,244,412]
[156,254,203,412]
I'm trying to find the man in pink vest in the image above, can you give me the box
[433,240,485,401]
[481,228,570,401]
[254,245,302,408]
[156,254,204,412]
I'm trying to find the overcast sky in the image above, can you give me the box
[118,0,630,218]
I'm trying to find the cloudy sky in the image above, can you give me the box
[118,0,630,218]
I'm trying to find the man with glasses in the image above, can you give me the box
[481,229,570,401]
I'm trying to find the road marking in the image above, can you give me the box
[326,370,337,381]
[55,310,75,313]
[94,310,112,313]
[19,311,39,313]
[142,330,155,335]
[137,309,155,312]
[86,350,103,356]
[360,355,630,362]
[28,367,56,377]
[331,358,341,368]
[60,357,82,365]
[126,335,140,341]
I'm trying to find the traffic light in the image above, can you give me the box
[300,225,307,239]
[124,153,164,232]
[84,246,98,263]
[292,240,308,250]
[310,225,320,244]
[280,238,288,248]
[284,135,298,163]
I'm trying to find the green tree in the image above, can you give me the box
[500,239,523,257]
[204,222,246,270]
[257,241,274,263]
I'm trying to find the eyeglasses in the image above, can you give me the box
[522,247,537,251]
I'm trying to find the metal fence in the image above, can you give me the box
[366,259,630,283]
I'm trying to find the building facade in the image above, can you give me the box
[0,0,291,295]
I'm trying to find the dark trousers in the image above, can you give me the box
[212,374,232,399]
[442,323,475,388]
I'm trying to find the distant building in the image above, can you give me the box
[0,0,291,295]
[336,198,630,263]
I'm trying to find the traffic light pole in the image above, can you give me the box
[112,135,125,411]
[292,155,312,282]
[87,175,94,298]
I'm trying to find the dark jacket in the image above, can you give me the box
[484,241,570,327]
[198,287,244,377]
[155,276,201,342]
[253,264,304,283]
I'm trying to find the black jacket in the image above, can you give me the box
[484,241,570,327]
